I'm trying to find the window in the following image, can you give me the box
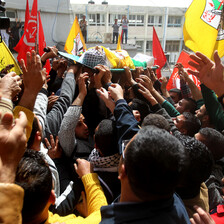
[76,14,85,22]
[88,14,96,26]
[165,41,180,52]
[6,11,16,19]
[88,13,105,26]
[168,16,182,27]
[146,41,152,52]
[148,15,162,27]
[136,41,144,51]
[109,14,123,25]
[129,14,136,26]
[129,14,144,26]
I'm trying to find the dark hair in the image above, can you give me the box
[177,137,213,196]
[142,113,171,132]
[184,98,197,114]
[95,119,118,156]
[15,149,52,222]
[199,128,224,160]
[27,116,40,149]
[129,98,151,124]
[169,88,182,99]
[182,112,201,137]
[125,126,187,199]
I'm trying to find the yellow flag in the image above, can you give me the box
[116,34,121,50]
[0,40,22,75]
[183,0,224,59]
[64,16,87,55]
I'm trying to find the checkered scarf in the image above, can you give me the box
[78,48,108,68]
[88,149,120,170]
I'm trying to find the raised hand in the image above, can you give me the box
[124,67,136,86]
[137,83,158,105]
[96,87,115,113]
[190,206,215,224]
[78,72,89,98]
[188,51,224,96]
[20,50,46,96]
[41,46,58,63]
[0,111,27,183]
[0,72,22,100]
[133,67,144,80]
[93,64,110,89]
[136,74,154,92]
[19,51,47,111]
[47,93,59,112]
[45,135,62,159]
[74,159,93,178]
[108,83,124,102]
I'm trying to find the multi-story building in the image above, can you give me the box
[2,1,188,64]
[72,3,188,64]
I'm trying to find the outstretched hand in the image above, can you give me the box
[0,72,22,100]
[136,74,154,92]
[45,135,62,159]
[0,111,27,183]
[74,159,92,178]
[188,51,224,96]
[190,206,215,224]
[96,87,115,113]
[20,50,46,95]
[108,83,124,102]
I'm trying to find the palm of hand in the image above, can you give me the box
[199,60,224,92]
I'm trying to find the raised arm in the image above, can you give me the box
[45,64,80,140]
[188,51,224,97]
[14,51,46,139]
[109,84,139,154]
[74,159,107,221]
[58,73,88,157]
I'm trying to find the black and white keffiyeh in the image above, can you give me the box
[88,149,120,172]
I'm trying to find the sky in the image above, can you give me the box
[70,0,193,8]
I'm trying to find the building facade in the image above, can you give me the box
[72,3,188,64]
[2,1,188,64]
[2,0,72,47]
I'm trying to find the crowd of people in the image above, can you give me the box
[79,15,129,44]
[0,44,224,224]
[0,18,23,51]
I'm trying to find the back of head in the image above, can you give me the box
[129,98,151,124]
[180,137,213,188]
[15,149,52,223]
[95,119,118,156]
[142,113,171,132]
[182,112,201,137]
[125,126,188,200]
[198,128,224,161]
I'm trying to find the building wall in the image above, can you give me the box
[71,3,187,64]
[3,1,187,64]
[4,0,72,46]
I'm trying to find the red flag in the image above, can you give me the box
[38,11,51,74]
[152,27,167,79]
[14,0,30,52]
[24,0,30,29]
[166,50,201,91]
[15,0,38,64]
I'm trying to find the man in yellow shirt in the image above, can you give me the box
[15,149,107,224]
